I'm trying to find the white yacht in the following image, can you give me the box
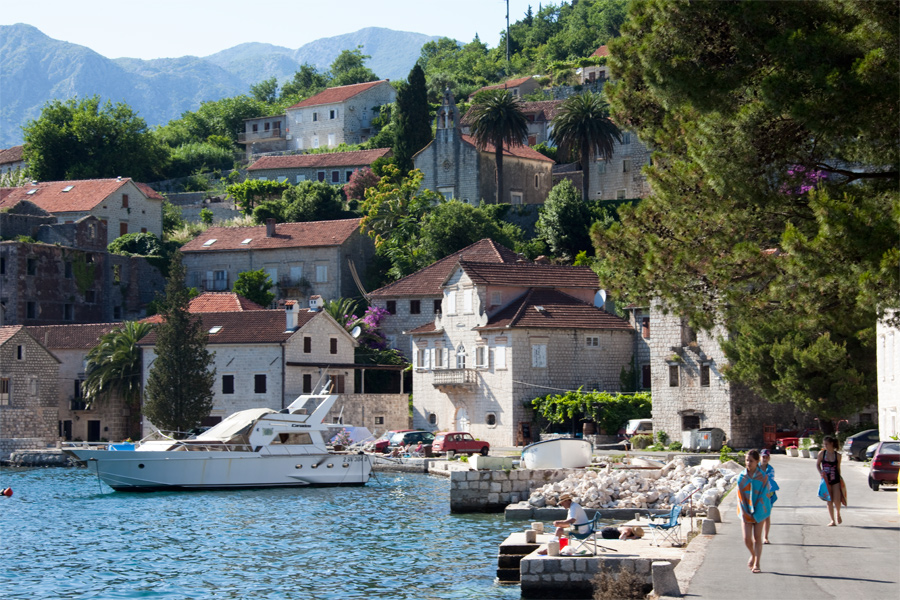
[63,391,372,491]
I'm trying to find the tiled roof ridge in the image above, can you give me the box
[459,134,555,163]
[507,288,538,327]
[198,216,360,235]
[248,148,391,170]
[288,79,389,109]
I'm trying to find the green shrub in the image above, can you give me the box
[199,207,214,225]
[668,441,683,451]
[656,431,670,446]
[631,434,653,449]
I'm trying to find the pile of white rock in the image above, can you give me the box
[527,458,742,510]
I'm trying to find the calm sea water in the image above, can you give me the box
[0,467,524,600]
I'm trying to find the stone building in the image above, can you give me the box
[368,238,524,359]
[0,177,164,244]
[407,260,634,448]
[25,323,128,443]
[246,148,392,186]
[0,325,60,458]
[284,80,397,152]
[0,145,26,175]
[0,216,166,325]
[579,45,611,84]
[138,304,408,436]
[877,311,899,438]
[469,75,543,100]
[179,217,375,304]
[414,90,554,204]
[647,305,806,449]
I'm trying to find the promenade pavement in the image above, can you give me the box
[673,453,899,600]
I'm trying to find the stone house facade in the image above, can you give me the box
[179,218,375,304]
[25,323,128,443]
[579,45,611,84]
[877,311,899,439]
[246,148,392,186]
[589,131,653,200]
[0,145,26,175]
[239,114,286,154]
[0,178,164,244]
[0,217,166,326]
[368,239,524,359]
[415,90,554,205]
[407,261,634,448]
[647,305,806,449]
[138,305,408,436]
[0,325,60,458]
[283,80,397,152]
[623,306,653,391]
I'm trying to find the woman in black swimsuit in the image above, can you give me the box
[816,436,843,526]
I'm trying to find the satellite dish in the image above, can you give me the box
[594,290,607,308]
[350,326,362,339]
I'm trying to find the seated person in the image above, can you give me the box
[600,526,645,539]
[553,493,590,537]
[413,441,424,455]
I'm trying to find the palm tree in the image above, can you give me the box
[469,90,529,204]
[82,321,154,439]
[551,92,622,201]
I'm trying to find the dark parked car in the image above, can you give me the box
[388,430,435,453]
[868,441,900,491]
[432,431,490,456]
[842,429,880,461]
[373,429,414,453]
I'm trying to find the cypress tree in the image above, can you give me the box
[393,64,432,173]
[143,254,216,436]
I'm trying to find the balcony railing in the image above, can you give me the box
[203,278,229,292]
[432,369,478,389]
[238,128,285,143]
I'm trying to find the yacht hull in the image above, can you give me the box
[65,448,372,491]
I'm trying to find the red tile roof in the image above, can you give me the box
[455,261,599,289]
[248,149,392,171]
[460,134,555,163]
[592,45,610,58]
[25,323,125,349]
[139,310,319,346]
[189,293,266,312]
[0,145,24,165]
[288,80,390,109]
[0,325,25,346]
[180,218,363,252]
[369,239,523,298]
[0,188,17,203]
[477,288,631,331]
[0,178,160,213]
[135,182,164,200]
[470,76,536,97]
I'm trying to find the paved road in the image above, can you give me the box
[681,453,899,600]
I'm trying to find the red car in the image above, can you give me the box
[373,429,413,454]
[868,441,900,491]
[432,431,490,456]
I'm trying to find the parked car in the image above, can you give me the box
[373,429,413,453]
[387,430,435,453]
[867,441,900,491]
[432,431,490,456]
[617,419,653,440]
[842,429,880,461]
[774,428,818,453]
[865,442,879,461]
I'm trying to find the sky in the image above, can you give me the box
[1,0,543,60]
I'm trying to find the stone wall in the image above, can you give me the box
[324,393,410,435]
[0,328,59,458]
[588,134,653,201]
[520,555,661,599]
[415,127,482,203]
[285,83,396,150]
[448,467,579,512]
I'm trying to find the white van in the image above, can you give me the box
[625,419,653,437]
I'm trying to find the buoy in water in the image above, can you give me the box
[1,487,12,497]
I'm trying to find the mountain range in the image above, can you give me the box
[0,24,441,148]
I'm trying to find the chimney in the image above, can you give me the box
[266,218,276,237]
[285,300,299,330]
[309,295,323,312]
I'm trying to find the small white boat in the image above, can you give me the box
[63,391,372,491]
[521,438,593,469]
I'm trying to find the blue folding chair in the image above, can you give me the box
[646,504,683,547]
[568,512,607,555]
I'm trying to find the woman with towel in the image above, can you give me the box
[760,449,779,544]
[737,449,772,573]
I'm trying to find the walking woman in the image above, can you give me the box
[817,436,845,526]
[737,449,772,573]
[760,449,779,544]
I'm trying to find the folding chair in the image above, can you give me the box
[568,512,607,555]
[645,504,683,547]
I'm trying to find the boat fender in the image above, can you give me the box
[1,487,11,497]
